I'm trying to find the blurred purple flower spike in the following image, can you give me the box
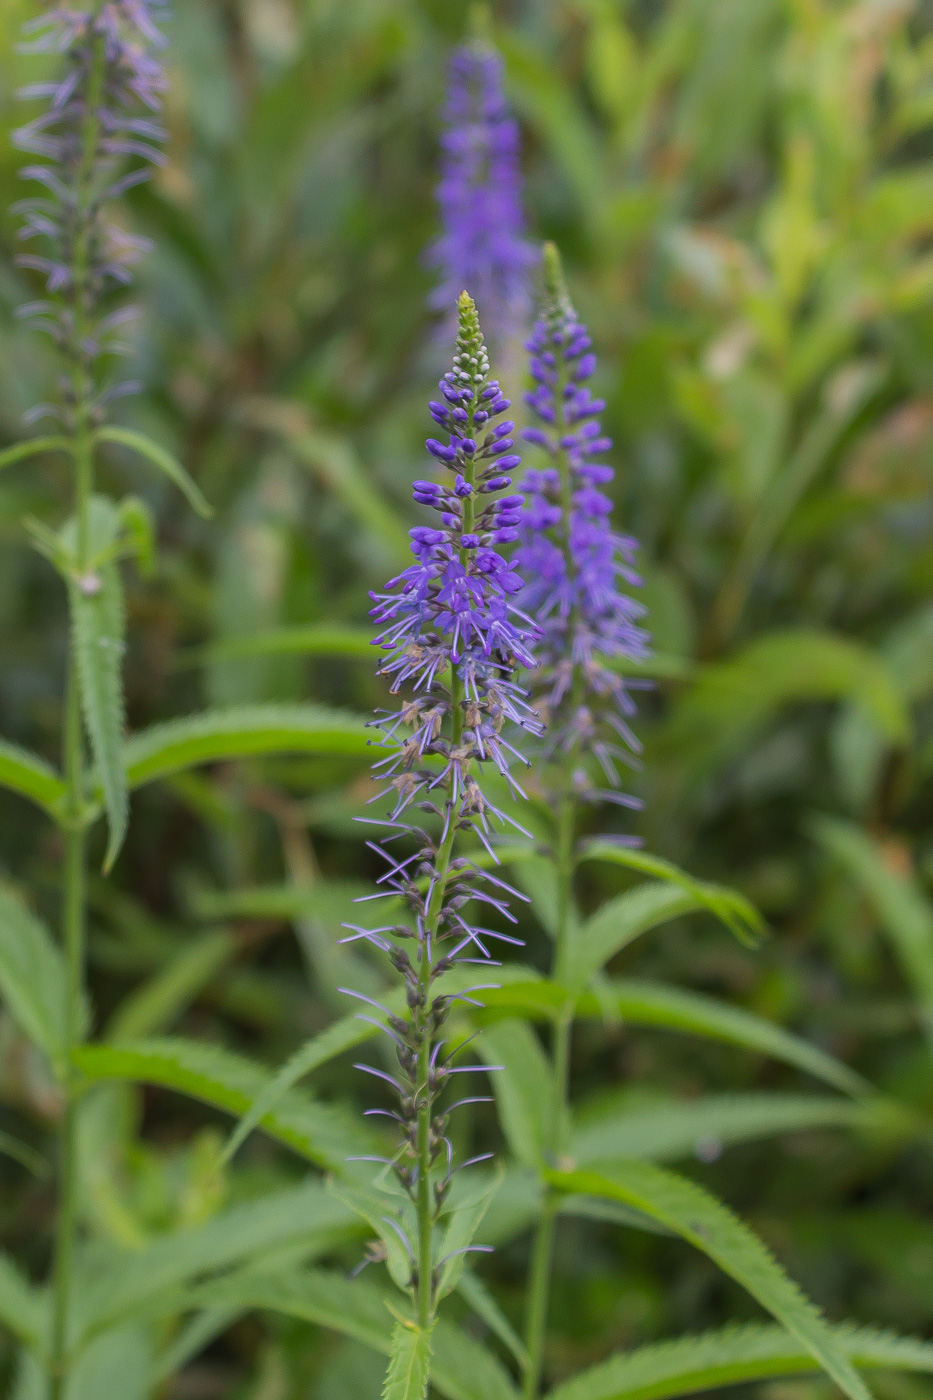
[12,2,169,424]
[428,41,536,348]
[516,243,651,804]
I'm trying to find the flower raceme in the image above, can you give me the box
[345,293,541,1332]
[13,1,169,425]
[428,41,536,348]
[516,244,650,807]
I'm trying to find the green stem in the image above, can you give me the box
[413,669,463,1332]
[522,794,576,1400]
[49,25,105,1396]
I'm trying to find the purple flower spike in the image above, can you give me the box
[12,2,168,426]
[354,295,541,1323]
[516,243,650,802]
[427,41,537,348]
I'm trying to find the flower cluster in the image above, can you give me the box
[516,244,650,805]
[12,2,168,426]
[347,293,540,1319]
[427,41,536,348]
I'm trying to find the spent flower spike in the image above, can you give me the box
[351,293,541,1335]
[517,243,650,806]
[428,39,536,348]
[12,1,169,427]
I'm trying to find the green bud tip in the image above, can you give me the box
[542,241,576,325]
[452,291,490,388]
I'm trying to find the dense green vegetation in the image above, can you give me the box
[2,1,933,1396]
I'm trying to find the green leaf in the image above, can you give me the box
[71,559,127,871]
[544,1323,933,1400]
[812,816,933,1049]
[383,1321,432,1400]
[568,882,744,992]
[437,1175,498,1299]
[67,1324,155,1400]
[179,623,374,669]
[106,931,234,1042]
[667,630,910,766]
[478,1020,553,1168]
[0,435,72,471]
[463,967,870,1095]
[72,1037,372,1169]
[75,1181,358,1346]
[0,1252,44,1350]
[456,1269,529,1371]
[329,1181,414,1291]
[189,1267,519,1400]
[547,1162,874,1400]
[576,845,764,948]
[0,739,66,822]
[123,704,370,789]
[570,1093,896,1167]
[594,980,870,1097]
[95,426,212,518]
[220,1011,376,1165]
[0,881,78,1062]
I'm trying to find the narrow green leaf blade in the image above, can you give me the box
[72,562,127,870]
[123,704,370,789]
[189,1268,519,1400]
[383,1321,432,1400]
[106,930,234,1042]
[180,623,374,668]
[220,1012,376,1165]
[96,426,212,517]
[0,1252,44,1350]
[76,1181,358,1343]
[578,844,764,947]
[812,816,933,1048]
[544,1323,933,1400]
[569,883,721,990]
[547,1162,874,1400]
[597,980,870,1097]
[0,880,72,1060]
[571,1093,896,1167]
[0,435,72,470]
[0,738,66,821]
[478,1020,553,1168]
[73,1037,372,1168]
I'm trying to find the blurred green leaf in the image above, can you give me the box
[547,1163,874,1400]
[122,704,370,789]
[72,1037,371,1169]
[0,880,81,1063]
[0,739,66,822]
[71,559,127,871]
[544,1323,933,1400]
[96,427,212,518]
[382,1322,432,1400]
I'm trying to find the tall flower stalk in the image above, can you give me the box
[427,39,536,352]
[349,292,540,1379]
[10,6,169,1395]
[514,244,650,1398]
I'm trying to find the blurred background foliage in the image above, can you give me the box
[3,0,933,1395]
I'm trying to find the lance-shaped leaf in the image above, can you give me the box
[383,1322,432,1400]
[188,1268,519,1400]
[570,1093,905,1167]
[478,1019,553,1168]
[0,1252,44,1351]
[72,1037,372,1169]
[0,880,86,1063]
[0,739,66,822]
[96,426,212,518]
[547,1163,873,1400]
[0,435,72,471]
[72,559,127,870]
[568,882,744,991]
[179,623,374,669]
[74,1181,358,1345]
[544,1323,933,1400]
[577,843,764,947]
[123,704,370,790]
[812,816,933,1051]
